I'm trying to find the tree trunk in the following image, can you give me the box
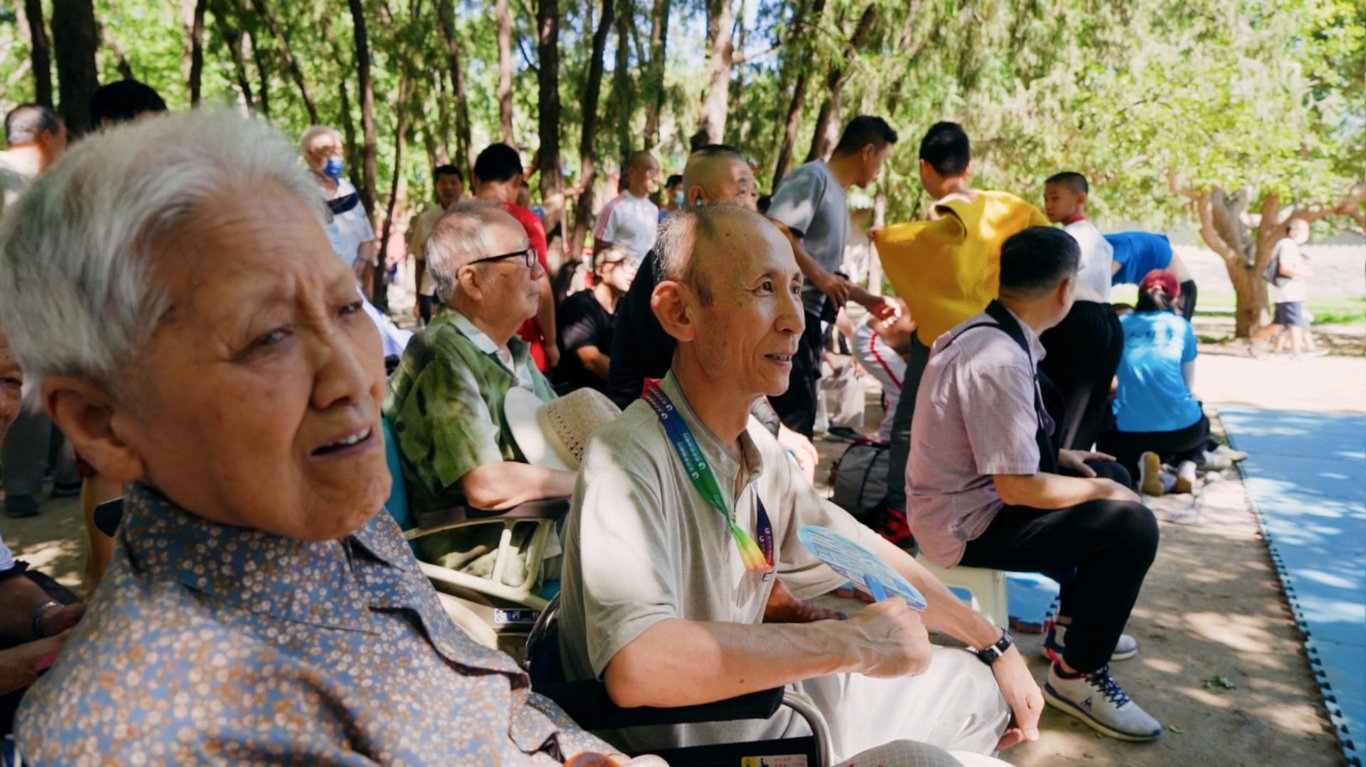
[883,0,928,112]
[568,0,615,262]
[337,76,362,195]
[50,0,100,136]
[696,0,734,144]
[251,31,271,118]
[641,0,670,147]
[181,0,209,104]
[218,12,256,110]
[252,0,320,123]
[19,0,53,107]
[496,0,515,144]
[347,0,378,218]
[806,4,877,162]
[376,71,411,313]
[435,0,474,174]
[612,0,634,155]
[99,23,135,80]
[770,0,824,186]
[536,0,567,267]
[434,65,453,164]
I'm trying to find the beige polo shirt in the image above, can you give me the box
[557,373,884,750]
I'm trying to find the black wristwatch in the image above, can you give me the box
[972,628,1014,666]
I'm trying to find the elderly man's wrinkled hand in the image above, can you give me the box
[845,599,932,678]
[991,646,1043,750]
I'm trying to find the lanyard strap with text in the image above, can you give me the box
[643,383,773,571]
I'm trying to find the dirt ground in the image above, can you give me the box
[0,316,1360,766]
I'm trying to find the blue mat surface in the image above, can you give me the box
[1221,408,1366,766]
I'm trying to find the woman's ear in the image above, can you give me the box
[43,376,147,485]
[650,281,698,344]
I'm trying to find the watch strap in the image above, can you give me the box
[973,628,1014,666]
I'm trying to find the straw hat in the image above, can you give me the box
[504,387,622,471]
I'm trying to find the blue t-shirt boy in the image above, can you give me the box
[1106,232,1173,285]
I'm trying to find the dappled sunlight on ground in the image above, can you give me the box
[998,432,1341,764]
[0,494,86,590]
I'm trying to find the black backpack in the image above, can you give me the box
[828,437,891,523]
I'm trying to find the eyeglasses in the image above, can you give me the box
[469,247,537,270]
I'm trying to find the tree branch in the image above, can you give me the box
[1292,183,1366,232]
[1166,168,1198,200]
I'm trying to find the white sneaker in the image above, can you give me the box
[1044,664,1163,741]
[1041,621,1139,662]
[1211,444,1247,463]
[1174,460,1197,494]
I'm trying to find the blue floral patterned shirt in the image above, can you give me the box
[15,483,609,765]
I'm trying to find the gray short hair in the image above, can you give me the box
[425,199,521,303]
[654,206,760,305]
[0,108,326,402]
[300,125,342,153]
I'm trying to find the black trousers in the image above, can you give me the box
[770,311,825,438]
[960,483,1158,673]
[1039,301,1123,450]
[1177,280,1197,320]
[884,333,933,510]
[1100,413,1211,485]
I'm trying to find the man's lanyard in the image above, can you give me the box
[642,382,774,571]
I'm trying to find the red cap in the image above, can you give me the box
[1139,269,1180,298]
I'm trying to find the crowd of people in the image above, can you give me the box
[0,79,1298,766]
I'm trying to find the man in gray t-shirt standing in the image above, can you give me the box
[766,116,898,437]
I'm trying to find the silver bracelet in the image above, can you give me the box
[31,600,63,638]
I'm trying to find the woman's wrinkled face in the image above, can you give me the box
[125,182,389,541]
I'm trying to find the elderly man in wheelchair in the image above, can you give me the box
[556,206,1040,767]
[382,199,577,645]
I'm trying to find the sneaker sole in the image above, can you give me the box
[1041,643,1138,663]
[1043,682,1162,742]
[1140,453,1164,496]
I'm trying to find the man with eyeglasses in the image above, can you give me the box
[385,200,574,519]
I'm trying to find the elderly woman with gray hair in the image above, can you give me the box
[0,109,647,766]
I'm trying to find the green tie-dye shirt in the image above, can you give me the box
[384,309,555,515]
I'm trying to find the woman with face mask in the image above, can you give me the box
[301,125,379,302]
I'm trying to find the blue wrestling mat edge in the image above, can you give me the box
[1221,407,1366,767]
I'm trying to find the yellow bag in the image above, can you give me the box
[874,192,1048,344]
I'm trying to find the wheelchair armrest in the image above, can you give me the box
[533,680,785,731]
[410,497,570,536]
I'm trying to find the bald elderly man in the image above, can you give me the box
[559,205,1041,767]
